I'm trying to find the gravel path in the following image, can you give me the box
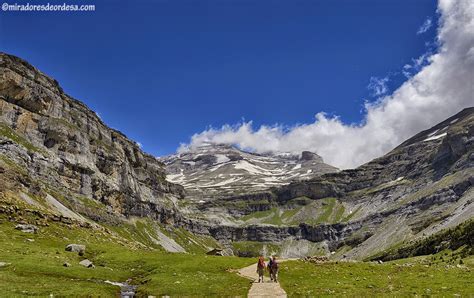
[238,263,287,298]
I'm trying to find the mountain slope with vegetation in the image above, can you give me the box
[0,51,472,271]
[0,203,254,296]
[0,51,473,296]
[370,219,473,262]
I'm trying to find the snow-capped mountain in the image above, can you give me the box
[160,143,338,201]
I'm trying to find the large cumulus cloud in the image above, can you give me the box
[179,0,474,169]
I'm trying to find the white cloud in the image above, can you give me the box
[179,0,474,169]
[402,64,413,78]
[417,17,433,34]
[368,76,390,96]
[402,53,433,78]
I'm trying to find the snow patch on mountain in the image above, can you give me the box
[160,143,338,201]
[292,164,302,170]
[424,132,447,142]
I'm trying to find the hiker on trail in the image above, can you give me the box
[256,255,266,283]
[270,256,279,282]
[267,256,274,281]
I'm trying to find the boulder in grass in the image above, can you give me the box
[0,262,11,268]
[65,244,86,255]
[79,259,94,268]
[63,262,71,267]
[15,224,38,233]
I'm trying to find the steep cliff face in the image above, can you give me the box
[0,53,184,223]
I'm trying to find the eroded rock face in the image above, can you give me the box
[0,53,184,222]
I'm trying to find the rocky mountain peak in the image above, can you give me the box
[161,142,338,202]
[301,151,323,162]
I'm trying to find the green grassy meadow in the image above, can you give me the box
[0,217,254,296]
[279,255,474,296]
[1,214,473,296]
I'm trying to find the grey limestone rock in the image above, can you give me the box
[65,244,86,255]
[79,259,94,268]
[15,224,38,233]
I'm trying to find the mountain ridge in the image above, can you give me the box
[0,52,472,260]
[161,142,338,200]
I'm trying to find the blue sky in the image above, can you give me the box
[0,0,439,158]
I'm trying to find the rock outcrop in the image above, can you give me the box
[0,52,184,225]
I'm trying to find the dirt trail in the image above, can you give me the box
[238,263,287,298]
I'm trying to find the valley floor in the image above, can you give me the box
[0,217,254,296]
[1,212,473,297]
[279,256,474,296]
